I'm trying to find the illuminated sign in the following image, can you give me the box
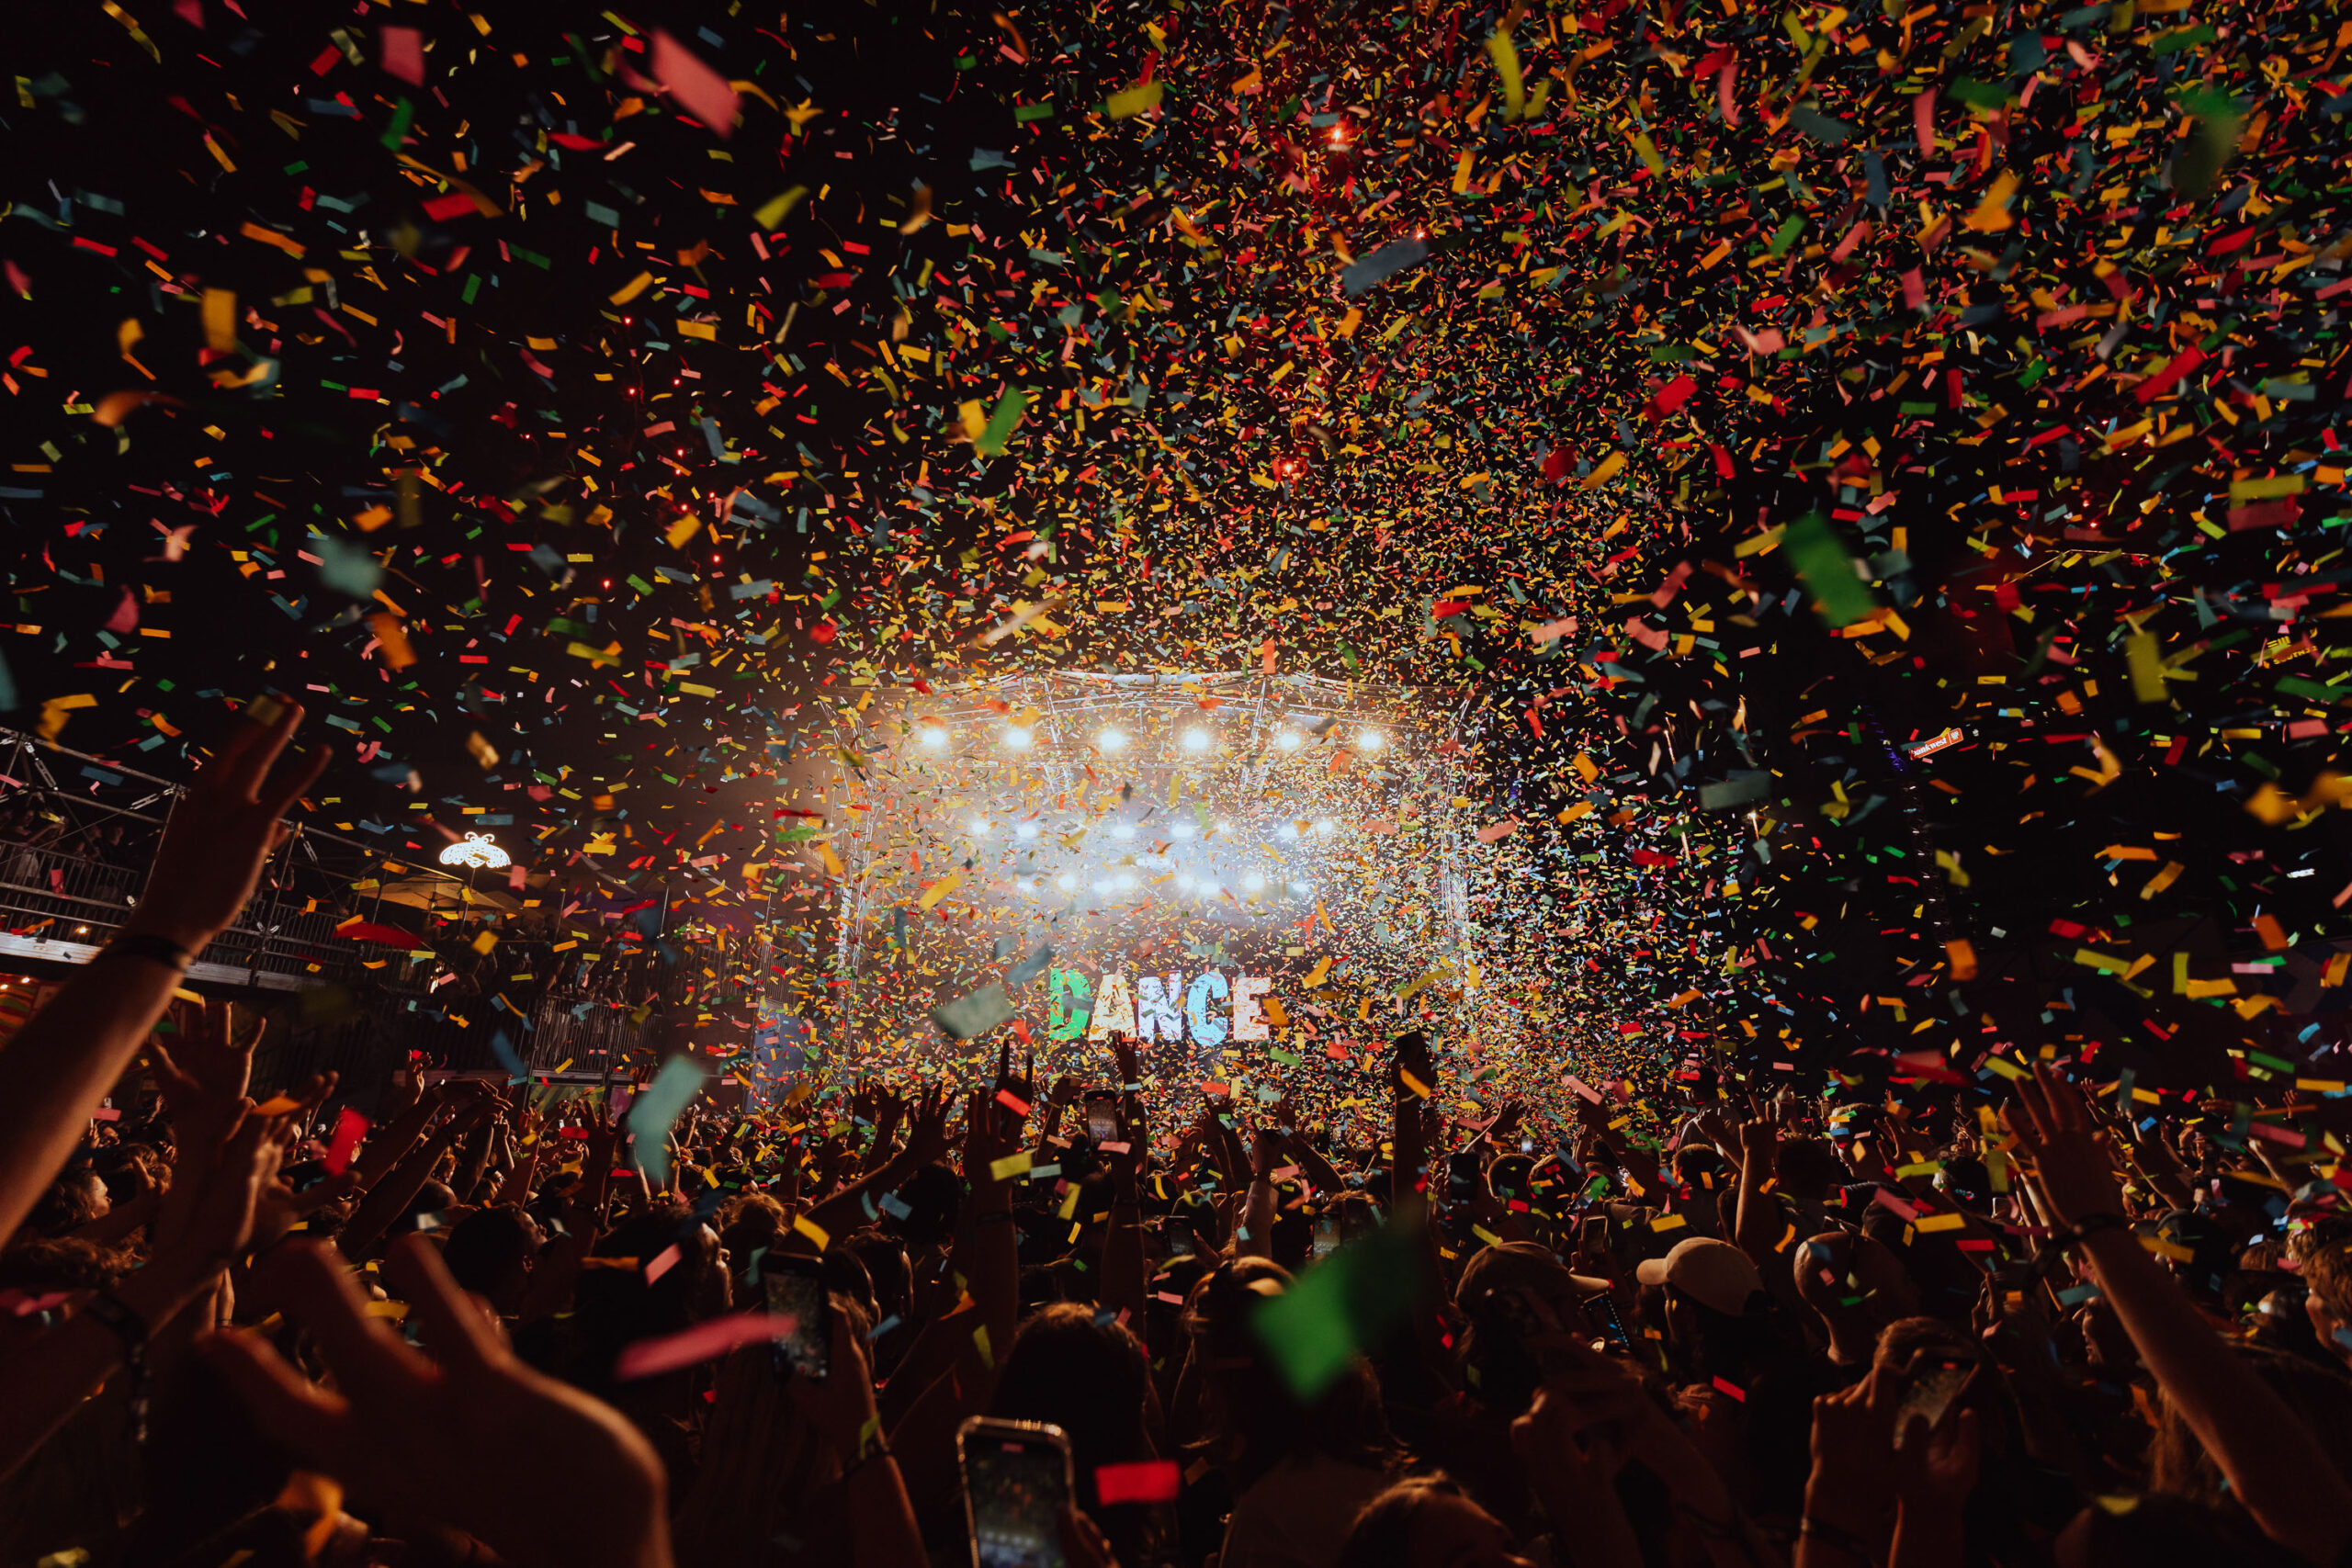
[1046,967,1274,1046]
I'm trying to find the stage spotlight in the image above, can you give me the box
[969,818,991,834]
[1182,728,1212,752]
[1357,728,1385,751]
[1273,729,1302,751]
[1098,727,1127,752]
[1056,874,1079,892]
[1016,821,1040,840]
[1314,818,1337,835]
[1114,874,1137,890]
[1113,823,1136,840]
[1214,821,1234,837]
[1278,821,1301,842]
[1199,881,1220,898]
[1176,873,1195,890]
[1242,872,1266,892]
[1015,878,1035,896]
[920,728,948,750]
[1091,878,1114,897]
[1003,726,1034,750]
[1170,821,1195,840]
[1290,880,1312,896]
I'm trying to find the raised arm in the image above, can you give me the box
[0,705,324,1247]
[2006,1064,2352,1565]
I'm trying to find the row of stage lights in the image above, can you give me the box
[1010,870,1314,900]
[967,818,1344,842]
[916,722,1389,755]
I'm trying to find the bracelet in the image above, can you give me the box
[842,1440,896,1481]
[1800,1516,1872,1561]
[82,1290,153,1444]
[98,932,195,971]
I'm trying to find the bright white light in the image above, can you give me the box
[1273,729,1302,751]
[1182,728,1212,752]
[1113,823,1136,840]
[1290,880,1312,896]
[1357,728,1385,751]
[1242,872,1266,892]
[969,818,991,835]
[1098,727,1127,752]
[920,728,948,750]
[1016,821,1040,840]
[439,831,511,870]
[1278,821,1301,842]
[1114,874,1138,890]
[1003,727,1033,750]
[1170,821,1195,840]
[1091,878,1115,897]
[1056,874,1079,891]
[1176,873,1195,890]
[1213,821,1234,837]
[1199,881,1220,899]
[1314,818,1337,835]
[1014,878,1035,896]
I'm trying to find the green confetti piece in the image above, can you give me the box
[1783,513,1878,628]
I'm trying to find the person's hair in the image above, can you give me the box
[27,1162,108,1237]
[991,1303,1157,1563]
[1774,1137,1845,1200]
[717,1192,789,1267]
[1186,1258,1403,1486]
[840,1228,911,1324]
[886,1162,963,1249]
[440,1204,537,1305]
[1333,1473,1472,1568]
[0,1235,138,1294]
[2149,1347,2352,1513]
[2304,1241,2352,1325]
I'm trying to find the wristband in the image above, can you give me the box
[842,1439,896,1481]
[98,931,195,971]
[1800,1517,1871,1561]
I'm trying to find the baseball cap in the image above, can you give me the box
[1635,1236,1764,1316]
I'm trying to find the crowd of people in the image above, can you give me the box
[5,705,2352,1568]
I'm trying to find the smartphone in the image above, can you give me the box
[1311,1216,1340,1258]
[763,1255,831,1381]
[958,1416,1074,1568]
[1083,1091,1120,1145]
[1580,1290,1631,1350]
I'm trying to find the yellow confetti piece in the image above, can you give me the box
[1105,81,1164,119]
[792,1213,831,1250]
[202,289,238,353]
[753,186,810,229]
[1487,28,1524,118]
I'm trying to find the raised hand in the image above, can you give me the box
[2000,1063,2127,1228]
[899,1082,952,1169]
[148,999,261,1140]
[125,700,331,954]
[203,1235,673,1568]
[155,1107,287,1272]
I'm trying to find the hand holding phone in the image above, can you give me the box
[1083,1091,1120,1145]
[765,1255,832,1381]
